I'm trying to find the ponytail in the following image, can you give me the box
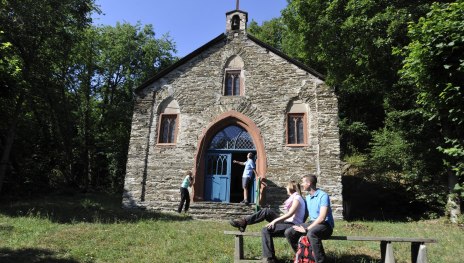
[296,182,302,195]
[287,181,302,195]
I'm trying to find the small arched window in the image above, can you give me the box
[157,99,180,145]
[286,100,308,146]
[224,55,244,96]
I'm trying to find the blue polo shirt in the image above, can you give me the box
[306,189,334,229]
[242,159,255,178]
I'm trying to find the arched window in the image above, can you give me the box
[224,55,244,96]
[209,125,255,150]
[157,99,180,145]
[225,71,241,96]
[286,100,308,146]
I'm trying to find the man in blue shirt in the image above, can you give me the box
[285,174,334,263]
[233,152,257,205]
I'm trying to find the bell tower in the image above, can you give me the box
[225,0,248,34]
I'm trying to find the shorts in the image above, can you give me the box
[242,177,251,188]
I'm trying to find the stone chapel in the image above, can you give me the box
[123,6,343,219]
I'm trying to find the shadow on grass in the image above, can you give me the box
[278,254,379,263]
[0,248,82,263]
[0,192,192,224]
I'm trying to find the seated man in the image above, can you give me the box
[229,181,306,263]
[285,174,334,263]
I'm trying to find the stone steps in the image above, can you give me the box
[143,201,259,220]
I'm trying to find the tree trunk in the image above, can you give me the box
[447,170,461,223]
[0,93,24,194]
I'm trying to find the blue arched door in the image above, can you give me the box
[205,125,256,203]
[204,153,231,202]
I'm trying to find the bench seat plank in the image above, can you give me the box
[224,230,436,263]
[224,231,437,243]
[329,236,437,243]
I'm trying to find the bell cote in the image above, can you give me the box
[226,9,248,33]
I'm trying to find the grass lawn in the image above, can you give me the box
[0,192,462,263]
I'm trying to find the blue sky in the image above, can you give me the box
[92,0,288,57]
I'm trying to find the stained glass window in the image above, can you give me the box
[209,125,255,150]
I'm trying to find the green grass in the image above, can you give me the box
[0,192,462,263]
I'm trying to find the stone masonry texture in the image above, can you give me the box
[123,27,343,219]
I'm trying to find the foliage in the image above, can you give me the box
[67,23,176,191]
[399,0,464,199]
[248,18,286,51]
[0,1,177,196]
[275,0,455,215]
[281,0,450,155]
[0,31,21,81]
[0,0,96,194]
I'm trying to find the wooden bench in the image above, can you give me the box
[224,231,437,263]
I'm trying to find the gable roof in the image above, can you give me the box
[136,33,325,93]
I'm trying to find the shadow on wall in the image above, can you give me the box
[259,179,292,209]
[0,248,81,263]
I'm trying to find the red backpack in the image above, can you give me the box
[294,235,316,263]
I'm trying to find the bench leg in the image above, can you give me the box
[381,241,395,263]
[411,242,427,263]
[234,235,244,262]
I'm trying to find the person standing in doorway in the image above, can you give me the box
[233,152,257,205]
[178,170,194,213]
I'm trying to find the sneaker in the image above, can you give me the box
[229,218,247,232]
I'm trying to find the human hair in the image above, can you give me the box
[248,152,254,158]
[302,174,317,188]
[287,180,302,195]
[186,170,192,177]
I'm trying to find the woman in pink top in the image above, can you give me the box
[229,181,306,263]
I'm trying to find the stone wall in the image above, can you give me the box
[123,32,343,219]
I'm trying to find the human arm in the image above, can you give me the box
[188,175,194,187]
[266,197,300,229]
[233,160,245,166]
[293,193,330,233]
[292,206,328,233]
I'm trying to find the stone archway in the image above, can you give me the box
[192,110,267,204]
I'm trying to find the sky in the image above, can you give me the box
[92,0,288,57]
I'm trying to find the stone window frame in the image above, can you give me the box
[157,113,179,145]
[286,113,308,146]
[223,69,243,96]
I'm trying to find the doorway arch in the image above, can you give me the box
[192,111,267,204]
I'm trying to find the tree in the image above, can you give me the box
[281,0,448,155]
[400,0,464,222]
[70,23,176,191]
[0,0,94,194]
[277,0,455,217]
[248,18,286,51]
[0,0,177,196]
